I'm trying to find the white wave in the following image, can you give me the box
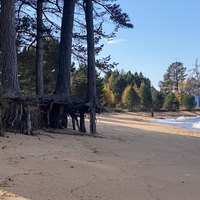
[193,121,200,129]
[176,116,199,122]
[176,116,193,121]
[154,116,200,130]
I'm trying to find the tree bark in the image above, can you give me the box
[79,109,86,133]
[36,0,44,96]
[1,0,21,96]
[54,0,76,96]
[85,0,97,134]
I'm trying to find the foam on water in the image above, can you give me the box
[154,116,200,130]
[193,121,200,129]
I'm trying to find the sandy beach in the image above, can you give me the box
[1,111,200,200]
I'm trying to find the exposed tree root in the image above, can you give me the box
[0,94,103,135]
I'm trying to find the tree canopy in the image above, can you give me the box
[159,62,187,94]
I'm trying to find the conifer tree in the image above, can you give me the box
[36,0,44,95]
[159,62,187,94]
[126,87,140,111]
[110,73,127,106]
[163,93,176,111]
[182,94,196,111]
[152,90,164,111]
[18,39,59,95]
[54,0,76,96]
[138,81,152,110]
[1,0,21,96]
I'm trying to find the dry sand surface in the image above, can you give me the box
[1,111,200,200]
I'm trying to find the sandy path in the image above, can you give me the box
[0,112,200,200]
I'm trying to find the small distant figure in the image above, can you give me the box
[150,108,154,117]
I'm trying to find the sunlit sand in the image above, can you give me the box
[1,111,200,199]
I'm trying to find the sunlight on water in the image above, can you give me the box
[154,116,200,130]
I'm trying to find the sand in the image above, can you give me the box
[1,111,200,200]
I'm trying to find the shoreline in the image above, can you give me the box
[97,111,200,138]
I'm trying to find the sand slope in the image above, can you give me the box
[0,111,200,200]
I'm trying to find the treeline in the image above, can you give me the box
[158,61,197,111]
[16,42,154,111]
[103,70,152,111]
[71,66,196,112]
[98,61,197,111]
[17,46,197,112]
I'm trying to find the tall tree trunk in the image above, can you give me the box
[1,0,21,96]
[54,0,76,96]
[36,0,44,96]
[51,0,76,129]
[85,0,97,134]
[79,109,86,133]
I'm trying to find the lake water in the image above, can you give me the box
[154,116,200,130]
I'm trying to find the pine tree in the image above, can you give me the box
[110,72,127,106]
[1,0,21,96]
[18,39,60,95]
[125,87,140,111]
[54,0,76,96]
[36,0,44,95]
[138,81,152,110]
[163,93,176,111]
[18,47,36,95]
[152,90,164,111]
[71,64,105,103]
[159,62,187,94]
[182,94,196,111]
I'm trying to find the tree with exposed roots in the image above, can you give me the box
[0,0,133,135]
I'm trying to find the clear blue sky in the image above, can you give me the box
[98,0,200,90]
